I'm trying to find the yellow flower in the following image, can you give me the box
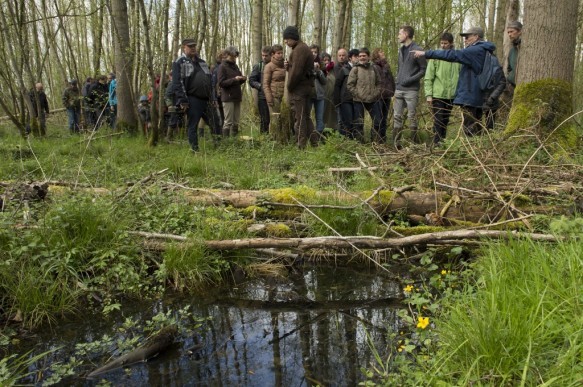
[403,285,414,293]
[417,316,430,329]
[441,269,447,275]
[397,345,405,352]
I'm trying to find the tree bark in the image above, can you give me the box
[251,0,263,63]
[518,0,577,84]
[505,0,578,146]
[111,0,138,132]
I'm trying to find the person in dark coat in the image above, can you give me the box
[483,67,507,130]
[249,45,271,134]
[62,79,82,133]
[28,82,50,136]
[334,49,359,139]
[393,25,427,148]
[372,47,396,143]
[412,26,497,137]
[87,75,109,130]
[218,46,246,137]
[171,38,218,151]
[284,25,318,148]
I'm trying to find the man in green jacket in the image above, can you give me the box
[424,32,460,145]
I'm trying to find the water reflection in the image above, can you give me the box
[23,265,404,386]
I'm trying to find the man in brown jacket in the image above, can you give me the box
[284,25,318,148]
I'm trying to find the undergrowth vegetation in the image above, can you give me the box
[0,112,582,384]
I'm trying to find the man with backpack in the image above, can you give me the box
[411,26,498,137]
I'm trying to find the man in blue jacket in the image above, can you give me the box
[412,26,496,137]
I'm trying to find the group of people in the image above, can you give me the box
[58,73,118,134]
[29,21,523,150]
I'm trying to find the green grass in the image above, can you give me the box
[431,238,583,385]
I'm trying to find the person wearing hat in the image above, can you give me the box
[171,38,218,152]
[283,25,319,148]
[137,95,151,136]
[411,26,497,137]
[63,79,82,134]
[218,46,247,137]
[506,21,523,94]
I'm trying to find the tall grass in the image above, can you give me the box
[432,239,583,385]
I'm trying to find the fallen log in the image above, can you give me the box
[177,187,573,223]
[87,325,177,378]
[133,229,561,252]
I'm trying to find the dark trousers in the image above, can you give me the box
[377,98,391,143]
[186,96,218,150]
[484,107,497,131]
[289,92,318,149]
[339,101,356,139]
[462,106,483,136]
[431,98,453,144]
[258,98,270,133]
[353,101,382,143]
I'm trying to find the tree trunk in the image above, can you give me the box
[251,0,263,63]
[505,0,578,148]
[334,0,346,51]
[111,0,138,133]
[518,0,577,84]
[363,0,373,47]
[312,0,322,48]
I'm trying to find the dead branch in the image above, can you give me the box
[133,229,562,252]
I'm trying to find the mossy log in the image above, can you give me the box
[181,188,570,223]
[87,325,177,378]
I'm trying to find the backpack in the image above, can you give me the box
[477,51,503,92]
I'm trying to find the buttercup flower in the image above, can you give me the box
[403,284,414,293]
[397,345,405,352]
[417,316,430,329]
[441,269,447,275]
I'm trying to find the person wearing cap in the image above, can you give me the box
[63,79,82,134]
[27,83,50,136]
[411,26,497,137]
[283,25,319,148]
[506,20,523,94]
[218,46,247,137]
[171,38,217,152]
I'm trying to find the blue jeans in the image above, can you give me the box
[67,107,81,133]
[310,98,325,133]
